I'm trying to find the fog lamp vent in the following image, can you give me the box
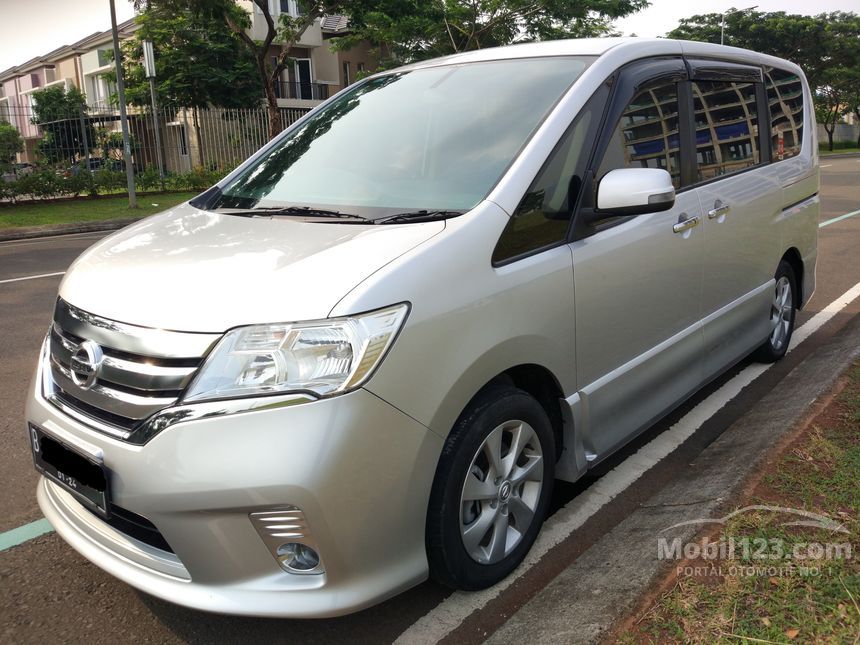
[250,507,325,575]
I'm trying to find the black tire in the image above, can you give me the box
[752,259,797,363]
[426,385,555,590]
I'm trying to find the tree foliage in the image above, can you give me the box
[336,0,649,68]
[30,86,98,165]
[0,122,24,171]
[667,10,860,150]
[112,5,261,109]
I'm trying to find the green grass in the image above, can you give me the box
[0,192,198,228]
[623,364,860,644]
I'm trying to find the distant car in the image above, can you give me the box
[2,162,35,182]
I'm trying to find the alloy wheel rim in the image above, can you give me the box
[459,419,544,564]
[769,276,793,351]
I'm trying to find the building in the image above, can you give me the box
[0,6,377,165]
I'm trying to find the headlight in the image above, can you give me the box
[183,303,408,403]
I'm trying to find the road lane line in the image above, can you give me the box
[395,280,860,645]
[0,271,65,284]
[0,519,53,552]
[820,163,832,167]
[820,209,860,228]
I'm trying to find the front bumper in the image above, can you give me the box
[28,373,443,617]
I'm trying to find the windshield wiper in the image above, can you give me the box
[375,210,465,225]
[213,206,371,222]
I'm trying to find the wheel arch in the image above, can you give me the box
[781,247,804,309]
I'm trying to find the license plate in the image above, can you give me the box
[29,424,110,516]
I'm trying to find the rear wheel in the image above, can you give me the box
[426,386,555,590]
[752,260,797,363]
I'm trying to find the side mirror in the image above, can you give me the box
[595,168,675,218]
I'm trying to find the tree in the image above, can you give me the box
[137,0,349,139]
[667,10,834,89]
[30,86,97,165]
[336,0,649,69]
[139,0,649,139]
[668,10,860,151]
[0,122,24,172]
[112,6,261,110]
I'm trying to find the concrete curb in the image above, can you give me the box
[487,313,860,645]
[0,218,143,242]
[820,151,860,158]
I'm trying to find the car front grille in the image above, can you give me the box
[45,298,221,439]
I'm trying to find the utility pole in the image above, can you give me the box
[109,0,137,208]
[142,40,165,191]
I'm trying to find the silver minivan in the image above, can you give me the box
[27,38,818,617]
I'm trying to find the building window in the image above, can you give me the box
[357,62,366,75]
[692,80,760,181]
[45,66,56,83]
[597,80,682,189]
[342,61,350,87]
[279,0,290,14]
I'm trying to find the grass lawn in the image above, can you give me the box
[620,362,860,644]
[820,147,860,156]
[0,192,198,228]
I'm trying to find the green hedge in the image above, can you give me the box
[0,166,229,203]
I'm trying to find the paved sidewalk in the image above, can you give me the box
[487,312,860,644]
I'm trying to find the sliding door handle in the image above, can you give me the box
[708,201,731,219]
[673,214,700,234]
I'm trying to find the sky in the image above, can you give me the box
[0,0,858,72]
[613,0,857,37]
[0,0,136,73]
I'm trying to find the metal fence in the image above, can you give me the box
[0,103,311,176]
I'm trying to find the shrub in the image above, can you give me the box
[135,166,162,191]
[65,170,94,197]
[0,165,231,202]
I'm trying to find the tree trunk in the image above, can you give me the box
[265,88,282,141]
[826,126,834,151]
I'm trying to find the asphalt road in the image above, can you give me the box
[1,157,858,643]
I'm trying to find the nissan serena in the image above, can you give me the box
[27,38,818,617]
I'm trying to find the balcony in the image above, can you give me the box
[274,81,330,102]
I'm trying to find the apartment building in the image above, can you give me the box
[0,6,377,164]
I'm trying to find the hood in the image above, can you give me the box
[59,203,444,332]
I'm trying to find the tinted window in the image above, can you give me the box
[765,67,804,160]
[493,85,609,264]
[203,57,592,218]
[597,81,681,189]
[692,81,760,181]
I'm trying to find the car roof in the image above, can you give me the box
[390,38,801,77]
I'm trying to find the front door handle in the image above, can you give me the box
[673,214,700,234]
[708,200,731,219]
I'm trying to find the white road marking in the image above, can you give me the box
[820,209,860,228]
[395,280,860,645]
[0,231,106,248]
[0,271,65,285]
[820,163,832,167]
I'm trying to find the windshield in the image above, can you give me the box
[196,56,593,220]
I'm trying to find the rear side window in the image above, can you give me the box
[765,67,804,160]
[596,80,681,189]
[692,81,760,181]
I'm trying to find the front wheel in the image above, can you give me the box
[752,260,797,363]
[426,386,555,590]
